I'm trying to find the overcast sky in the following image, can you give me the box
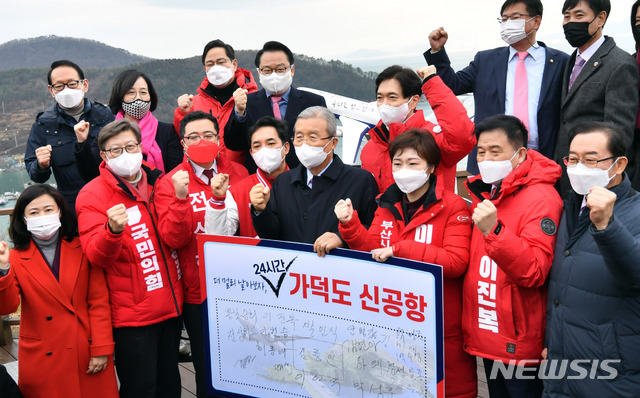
[1,0,638,71]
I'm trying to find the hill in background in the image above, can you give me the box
[0,36,152,71]
[0,36,377,157]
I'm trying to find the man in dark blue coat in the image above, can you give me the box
[250,106,378,256]
[544,121,640,397]
[224,41,326,173]
[24,60,114,215]
[424,0,568,174]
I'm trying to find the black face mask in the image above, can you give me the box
[563,18,597,48]
[633,24,640,49]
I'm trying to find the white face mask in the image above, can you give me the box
[378,98,413,126]
[567,160,618,195]
[295,140,332,169]
[207,65,234,86]
[259,69,293,94]
[393,168,429,194]
[500,18,533,45]
[252,146,285,174]
[55,87,84,109]
[478,150,520,184]
[25,212,61,240]
[107,151,143,178]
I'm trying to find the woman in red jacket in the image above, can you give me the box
[0,184,118,398]
[337,129,477,398]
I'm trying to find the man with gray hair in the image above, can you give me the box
[251,106,379,256]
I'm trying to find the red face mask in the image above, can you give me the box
[185,139,218,164]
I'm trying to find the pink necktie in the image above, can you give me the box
[513,51,529,133]
[568,55,585,91]
[270,95,282,120]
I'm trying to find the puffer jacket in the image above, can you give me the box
[76,162,183,327]
[339,176,477,398]
[463,149,562,362]
[544,174,640,397]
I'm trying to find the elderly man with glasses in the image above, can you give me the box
[543,121,640,397]
[24,59,114,215]
[250,106,378,257]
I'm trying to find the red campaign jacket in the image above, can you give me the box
[154,155,248,304]
[361,76,476,194]
[339,177,477,398]
[76,163,184,328]
[0,238,118,398]
[227,168,277,237]
[173,68,258,164]
[463,149,563,363]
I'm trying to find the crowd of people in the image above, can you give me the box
[1,0,640,397]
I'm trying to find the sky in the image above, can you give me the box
[1,0,638,72]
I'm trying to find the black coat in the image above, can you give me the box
[544,175,640,397]
[24,99,114,211]
[224,86,327,172]
[252,155,378,244]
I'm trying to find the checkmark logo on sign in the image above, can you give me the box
[261,256,298,298]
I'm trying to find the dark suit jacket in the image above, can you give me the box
[425,42,569,174]
[224,86,327,173]
[555,37,639,192]
[251,154,378,244]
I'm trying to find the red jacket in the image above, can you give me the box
[463,149,562,363]
[173,68,258,164]
[0,238,118,398]
[339,178,477,398]
[361,76,476,194]
[228,169,278,237]
[76,163,184,327]
[154,155,248,304]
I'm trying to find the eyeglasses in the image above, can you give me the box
[184,132,219,143]
[497,13,532,22]
[103,143,140,157]
[50,80,84,92]
[259,65,291,76]
[205,58,232,68]
[124,89,150,101]
[563,155,616,168]
[293,135,332,145]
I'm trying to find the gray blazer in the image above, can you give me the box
[555,37,639,194]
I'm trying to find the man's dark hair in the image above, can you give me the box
[47,60,84,85]
[375,65,422,98]
[562,0,610,22]
[201,39,235,65]
[474,114,529,150]
[179,111,219,139]
[254,41,294,67]
[98,119,142,151]
[500,0,543,18]
[569,121,627,157]
[248,116,289,147]
[108,69,158,115]
[10,184,76,250]
[389,129,441,171]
